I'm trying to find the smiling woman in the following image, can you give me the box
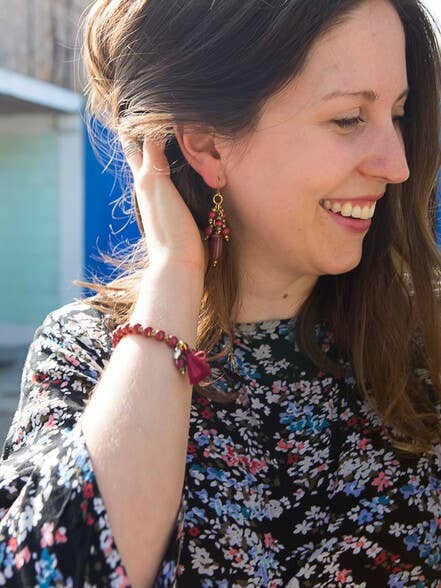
[0,0,440,586]
[79,0,439,452]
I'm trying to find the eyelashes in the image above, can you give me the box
[333,114,411,130]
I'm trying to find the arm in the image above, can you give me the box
[80,261,204,587]
[0,260,202,587]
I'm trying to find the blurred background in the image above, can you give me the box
[0,0,440,447]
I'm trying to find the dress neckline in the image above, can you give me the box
[232,314,299,337]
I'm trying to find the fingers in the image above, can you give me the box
[119,133,170,177]
[141,136,169,176]
[119,133,143,171]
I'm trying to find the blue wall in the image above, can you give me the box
[83,121,140,290]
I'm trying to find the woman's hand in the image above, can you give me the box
[120,134,208,276]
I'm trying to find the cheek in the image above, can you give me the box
[225,131,356,230]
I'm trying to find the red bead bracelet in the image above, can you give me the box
[111,322,211,385]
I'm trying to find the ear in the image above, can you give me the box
[174,124,227,189]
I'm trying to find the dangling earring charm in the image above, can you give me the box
[203,189,231,267]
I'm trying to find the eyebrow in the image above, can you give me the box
[320,87,410,103]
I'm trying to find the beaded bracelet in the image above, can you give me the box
[111,322,211,385]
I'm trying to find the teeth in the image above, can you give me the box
[341,203,353,217]
[320,199,376,220]
[351,205,362,218]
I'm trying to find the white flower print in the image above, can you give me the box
[294,520,314,535]
[298,563,317,579]
[191,545,217,576]
[16,504,34,545]
[253,344,272,361]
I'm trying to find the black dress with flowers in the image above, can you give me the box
[0,299,439,587]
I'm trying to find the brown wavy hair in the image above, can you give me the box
[76,0,441,456]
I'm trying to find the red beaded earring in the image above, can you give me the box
[203,182,231,267]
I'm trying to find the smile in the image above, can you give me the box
[319,199,376,219]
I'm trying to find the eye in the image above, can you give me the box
[333,114,411,130]
[333,115,366,129]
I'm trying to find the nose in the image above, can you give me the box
[358,119,410,185]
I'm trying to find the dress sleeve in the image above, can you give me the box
[0,303,186,587]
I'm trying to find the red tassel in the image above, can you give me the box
[183,349,211,385]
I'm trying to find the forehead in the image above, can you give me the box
[269,0,408,113]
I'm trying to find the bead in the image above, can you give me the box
[209,233,223,262]
[204,226,214,236]
[209,211,217,218]
[222,227,230,235]
[111,322,211,384]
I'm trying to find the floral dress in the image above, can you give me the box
[0,299,439,587]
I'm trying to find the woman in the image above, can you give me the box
[0,0,440,586]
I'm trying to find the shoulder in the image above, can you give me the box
[39,296,112,335]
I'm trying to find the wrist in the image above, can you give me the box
[130,263,204,348]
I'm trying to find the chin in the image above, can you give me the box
[322,252,363,276]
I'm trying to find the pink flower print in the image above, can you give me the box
[187,442,197,454]
[8,537,17,552]
[239,454,251,469]
[66,355,80,366]
[222,446,239,467]
[249,458,267,475]
[103,535,113,556]
[357,438,369,451]
[40,522,54,548]
[287,452,299,465]
[372,471,392,492]
[277,439,293,451]
[272,382,287,394]
[264,532,275,548]
[375,551,387,565]
[14,546,31,569]
[83,482,94,499]
[43,414,55,430]
[55,527,68,544]
[336,568,352,583]
[114,566,131,587]
[229,547,244,563]
[201,408,214,420]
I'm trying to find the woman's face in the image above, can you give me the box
[222,0,410,280]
